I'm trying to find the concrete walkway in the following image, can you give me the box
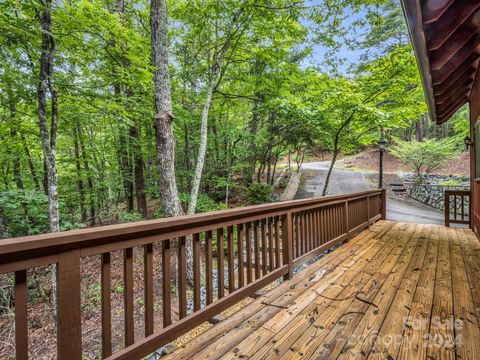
[295,161,444,225]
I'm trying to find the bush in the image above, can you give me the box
[390,139,458,183]
[0,190,49,238]
[438,179,462,186]
[245,183,272,205]
[179,193,227,213]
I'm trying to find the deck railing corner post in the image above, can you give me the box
[381,188,387,220]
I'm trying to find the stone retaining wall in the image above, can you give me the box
[404,183,470,211]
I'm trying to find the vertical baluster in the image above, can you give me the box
[227,226,235,293]
[246,222,253,284]
[162,240,172,327]
[454,195,457,220]
[217,228,225,298]
[15,270,28,360]
[178,236,187,319]
[124,248,134,346]
[101,253,112,357]
[268,218,274,271]
[325,207,330,240]
[445,194,450,227]
[275,216,281,267]
[193,233,201,311]
[206,231,213,304]
[299,212,304,256]
[461,195,465,220]
[305,211,310,252]
[237,224,245,288]
[294,213,300,258]
[254,221,260,279]
[261,220,268,275]
[308,210,315,251]
[144,244,154,336]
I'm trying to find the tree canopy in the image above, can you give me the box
[0,0,468,238]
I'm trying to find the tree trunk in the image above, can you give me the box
[76,122,96,225]
[415,118,424,142]
[37,0,59,233]
[151,0,183,217]
[7,83,23,190]
[21,133,41,191]
[322,149,339,196]
[130,125,147,217]
[73,126,87,222]
[187,79,216,215]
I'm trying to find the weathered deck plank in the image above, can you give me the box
[163,221,480,360]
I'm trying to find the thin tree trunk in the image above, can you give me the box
[76,122,96,225]
[322,149,339,196]
[37,0,59,233]
[7,83,23,190]
[188,80,216,214]
[21,133,41,191]
[130,125,147,217]
[73,126,87,222]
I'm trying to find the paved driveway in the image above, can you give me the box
[295,161,444,225]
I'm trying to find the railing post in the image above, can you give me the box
[469,191,473,229]
[367,195,370,226]
[381,189,387,220]
[57,249,82,360]
[445,191,450,227]
[344,200,349,239]
[282,212,293,280]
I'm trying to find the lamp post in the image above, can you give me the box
[378,135,387,189]
[464,136,473,150]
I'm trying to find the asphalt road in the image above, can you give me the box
[295,161,444,225]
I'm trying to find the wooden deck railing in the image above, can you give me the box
[0,189,385,360]
[444,189,471,227]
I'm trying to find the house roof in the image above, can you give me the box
[401,0,480,124]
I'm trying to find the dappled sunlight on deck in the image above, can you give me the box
[166,221,480,360]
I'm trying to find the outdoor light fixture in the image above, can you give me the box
[378,136,387,152]
[378,135,387,188]
[464,136,473,150]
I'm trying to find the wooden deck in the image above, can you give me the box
[165,221,480,360]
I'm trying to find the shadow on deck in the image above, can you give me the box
[165,221,480,360]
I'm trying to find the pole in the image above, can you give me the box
[379,148,384,188]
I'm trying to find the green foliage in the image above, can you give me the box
[0,0,467,239]
[390,139,458,183]
[0,190,49,238]
[438,179,462,186]
[246,183,273,205]
[180,193,227,213]
[118,211,144,224]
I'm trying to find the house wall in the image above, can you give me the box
[469,70,480,236]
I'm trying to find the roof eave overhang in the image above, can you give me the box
[401,0,439,124]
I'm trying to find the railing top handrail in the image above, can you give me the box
[0,189,383,256]
[444,189,471,195]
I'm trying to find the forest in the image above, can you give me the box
[0,0,469,239]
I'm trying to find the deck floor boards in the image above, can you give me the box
[164,221,480,360]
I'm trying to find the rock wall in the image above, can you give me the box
[404,183,470,211]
